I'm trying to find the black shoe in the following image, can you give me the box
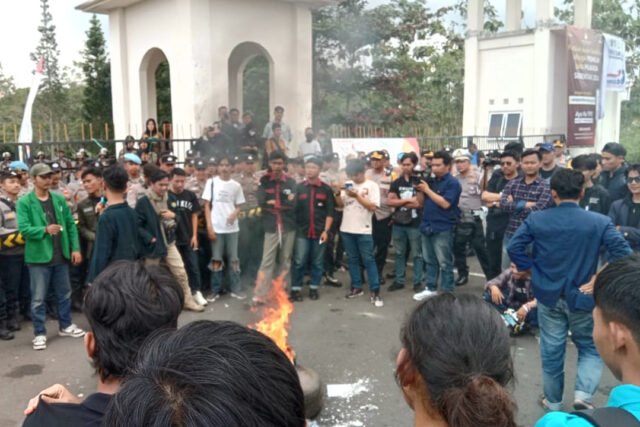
[309,289,319,300]
[289,290,303,302]
[387,282,405,292]
[455,275,469,287]
[413,283,425,293]
[379,276,386,286]
[7,314,20,332]
[324,273,342,287]
[0,320,14,341]
[385,272,396,279]
[346,288,364,299]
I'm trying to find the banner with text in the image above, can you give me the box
[331,138,420,168]
[567,26,603,147]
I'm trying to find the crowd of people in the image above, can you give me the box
[3,103,640,425]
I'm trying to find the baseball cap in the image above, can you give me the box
[538,143,554,153]
[124,153,142,165]
[0,170,19,181]
[161,154,177,164]
[244,154,256,163]
[30,163,53,177]
[195,159,207,170]
[9,161,28,171]
[2,152,11,158]
[186,149,195,159]
[185,158,195,167]
[553,139,564,148]
[370,151,384,160]
[452,148,471,161]
[422,150,434,158]
[208,157,218,165]
[49,162,61,172]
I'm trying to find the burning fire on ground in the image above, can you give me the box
[251,273,296,362]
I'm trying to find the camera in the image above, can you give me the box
[411,168,434,187]
[482,150,501,168]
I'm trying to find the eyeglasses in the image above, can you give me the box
[628,176,640,184]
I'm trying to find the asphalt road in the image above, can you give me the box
[0,258,618,427]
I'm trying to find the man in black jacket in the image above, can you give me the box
[600,142,629,202]
[609,163,640,252]
[290,156,334,301]
[572,154,610,214]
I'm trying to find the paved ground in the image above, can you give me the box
[0,258,618,427]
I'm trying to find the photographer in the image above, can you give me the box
[413,150,461,300]
[481,151,521,279]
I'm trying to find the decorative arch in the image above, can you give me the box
[228,42,274,113]
[139,47,171,131]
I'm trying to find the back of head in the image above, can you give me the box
[84,260,183,381]
[345,158,366,176]
[571,154,597,172]
[550,168,584,200]
[102,166,129,193]
[397,294,516,427]
[594,254,640,344]
[103,320,306,427]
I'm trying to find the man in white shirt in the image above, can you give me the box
[298,128,322,158]
[202,156,246,301]
[262,105,292,146]
[336,158,383,307]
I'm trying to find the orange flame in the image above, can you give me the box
[252,273,295,362]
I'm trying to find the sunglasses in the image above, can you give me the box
[628,176,640,184]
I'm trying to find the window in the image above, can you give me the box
[488,112,522,139]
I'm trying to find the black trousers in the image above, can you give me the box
[324,210,343,273]
[453,218,490,279]
[485,227,506,280]
[0,254,24,320]
[239,215,264,288]
[177,243,202,292]
[197,230,212,292]
[372,216,392,274]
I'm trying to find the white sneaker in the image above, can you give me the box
[231,292,247,301]
[193,291,208,306]
[58,324,85,338]
[32,335,47,350]
[371,295,384,308]
[413,288,438,301]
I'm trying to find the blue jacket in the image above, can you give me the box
[508,202,631,311]
[608,196,640,251]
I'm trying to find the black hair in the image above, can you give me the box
[268,150,287,162]
[81,166,103,180]
[594,254,640,343]
[103,320,305,427]
[169,167,186,178]
[397,294,516,427]
[84,261,183,382]
[602,142,627,157]
[400,152,418,165]
[432,150,453,166]
[521,149,542,162]
[144,118,158,136]
[500,151,520,162]
[271,122,282,131]
[625,163,640,178]
[304,156,323,167]
[274,105,284,113]
[217,155,233,165]
[102,166,129,193]
[346,158,366,176]
[571,154,598,172]
[229,108,239,114]
[150,170,170,183]
[550,168,584,200]
[503,141,524,156]
[142,163,160,179]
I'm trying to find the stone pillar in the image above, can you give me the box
[467,0,484,33]
[108,8,130,139]
[536,0,554,25]
[462,0,483,135]
[574,0,593,29]
[505,0,522,32]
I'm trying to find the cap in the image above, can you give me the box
[186,149,195,159]
[124,153,142,165]
[422,150,434,158]
[244,154,256,163]
[195,159,207,170]
[161,154,177,164]
[553,139,564,148]
[2,152,11,158]
[36,151,45,157]
[452,149,471,161]
[9,161,28,171]
[208,157,218,165]
[538,143,554,153]
[99,148,108,155]
[370,151,384,160]
[381,149,390,160]
[0,170,19,180]
[30,163,53,177]
[304,155,323,167]
[49,162,61,171]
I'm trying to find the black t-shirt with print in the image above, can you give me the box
[389,176,422,227]
[38,197,65,266]
[169,190,202,246]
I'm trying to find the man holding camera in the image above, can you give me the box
[413,150,461,300]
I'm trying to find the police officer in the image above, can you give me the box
[452,149,490,286]
[188,159,213,293]
[237,154,263,289]
[320,153,344,286]
[1,152,12,171]
[159,153,177,174]
[184,158,196,178]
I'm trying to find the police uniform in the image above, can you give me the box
[237,157,263,287]
[320,155,346,275]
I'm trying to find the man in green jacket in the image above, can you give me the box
[17,163,85,351]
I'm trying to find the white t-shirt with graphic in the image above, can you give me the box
[201,176,245,234]
[340,179,380,235]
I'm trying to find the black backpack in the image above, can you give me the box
[572,408,640,427]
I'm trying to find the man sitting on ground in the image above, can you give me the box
[536,254,640,426]
[22,260,183,426]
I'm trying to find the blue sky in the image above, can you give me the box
[0,0,563,88]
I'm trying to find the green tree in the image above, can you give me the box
[156,61,172,126]
[30,0,67,140]
[78,14,112,137]
[0,63,15,98]
[243,55,270,131]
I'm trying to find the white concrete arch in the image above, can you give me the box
[139,47,170,129]
[228,42,274,112]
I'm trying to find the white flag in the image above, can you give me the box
[18,58,44,143]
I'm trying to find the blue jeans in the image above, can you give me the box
[538,298,603,410]
[421,229,454,292]
[340,232,379,292]
[210,232,241,294]
[29,264,73,336]
[292,236,326,290]
[392,225,423,286]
